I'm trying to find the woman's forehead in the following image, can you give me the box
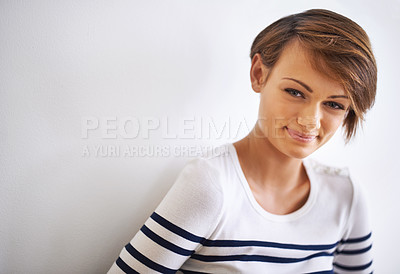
[271,41,347,95]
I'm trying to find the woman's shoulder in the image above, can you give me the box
[304,158,350,178]
[304,158,355,203]
[304,158,367,209]
[182,143,233,178]
[173,144,230,192]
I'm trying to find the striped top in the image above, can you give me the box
[108,143,373,273]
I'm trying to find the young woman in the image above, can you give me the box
[109,9,376,273]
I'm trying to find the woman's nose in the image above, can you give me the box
[297,104,321,130]
[297,116,321,130]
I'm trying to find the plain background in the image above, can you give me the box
[1,0,399,273]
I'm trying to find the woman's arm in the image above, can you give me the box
[108,158,224,273]
[333,178,373,273]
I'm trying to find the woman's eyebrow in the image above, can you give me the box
[328,95,349,99]
[283,77,313,93]
[282,77,349,99]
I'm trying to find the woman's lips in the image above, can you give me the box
[285,127,317,143]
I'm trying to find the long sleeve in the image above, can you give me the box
[333,177,373,273]
[108,158,224,274]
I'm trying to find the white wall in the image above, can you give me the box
[1,0,399,273]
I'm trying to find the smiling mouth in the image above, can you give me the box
[285,127,317,143]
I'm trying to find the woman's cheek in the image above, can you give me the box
[326,113,345,132]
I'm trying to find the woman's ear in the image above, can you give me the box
[250,53,269,93]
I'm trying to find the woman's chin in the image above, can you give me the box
[272,137,321,159]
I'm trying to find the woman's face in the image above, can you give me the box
[253,40,351,159]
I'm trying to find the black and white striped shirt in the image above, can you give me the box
[109,143,373,273]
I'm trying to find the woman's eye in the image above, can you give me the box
[325,101,345,110]
[284,88,304,98]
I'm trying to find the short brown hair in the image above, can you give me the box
[250,9,377,142]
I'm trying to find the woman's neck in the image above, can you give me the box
[233,125,311,215]
[233,126,307,192]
